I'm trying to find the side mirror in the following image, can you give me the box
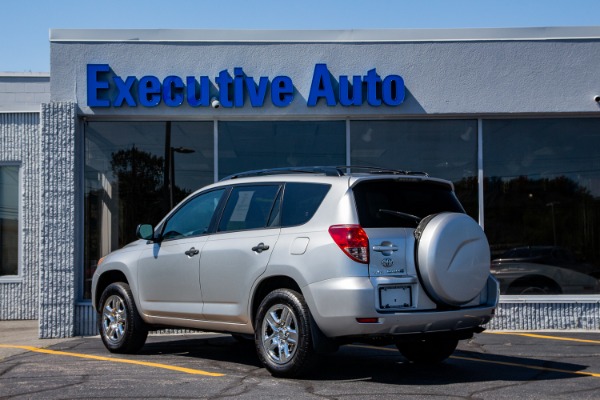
[136,224,155,241]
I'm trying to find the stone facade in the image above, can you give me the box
[38,102,77,338]
[489,302,600,331]
[0,112,41,320]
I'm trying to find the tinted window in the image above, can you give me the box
[0,165,19,276]
[218,121,345,179]
[503,248,530,258]
[162,189,225,240]
[218,185,280,232]
[350,120,478,219]
[84,121,214,298]
[484,118,600,295]
[281,183,331,227]
[353,180,464,228]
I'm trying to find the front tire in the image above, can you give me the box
[98,282,148,354]
[255,288,315,377]
[396,338,458,364]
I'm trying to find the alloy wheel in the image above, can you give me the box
[102,294,127,345]
[260,304,299,364]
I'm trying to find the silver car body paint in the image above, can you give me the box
[92,173,498,338]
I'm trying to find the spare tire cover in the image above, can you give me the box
[415,212,490,306]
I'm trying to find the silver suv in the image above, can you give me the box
[92,166,498,377]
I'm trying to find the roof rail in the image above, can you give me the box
[220,165,429,181]
[337,165,429,177]
[221,166,344,180]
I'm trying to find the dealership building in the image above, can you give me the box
[1,27,600,337]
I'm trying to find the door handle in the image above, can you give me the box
[372,242,399,256]
[251,242,270,253]
[185,247,200,257]
[372,244,399,252]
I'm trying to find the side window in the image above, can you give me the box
[161,188,225,240]
[218,185,280,232]
[281,183,331,227]
[0,165,19,277]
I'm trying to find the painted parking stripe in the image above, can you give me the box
[488,331,600,345]
[349,344,600,379]
[0,344,224,377]
[450,354,600,378]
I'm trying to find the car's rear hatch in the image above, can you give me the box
[351,177,490,309]
[352,177,465,276]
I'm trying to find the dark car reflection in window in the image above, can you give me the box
[491,246,600,295]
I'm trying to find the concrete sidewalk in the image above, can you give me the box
[0,320,75,359]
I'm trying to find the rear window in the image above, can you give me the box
[352,180,464,228]
[281,183,331,227]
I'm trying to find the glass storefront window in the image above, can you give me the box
[83,121,214,299]
[350,120,479,218]
[0,165,19,277]
[83,117,600,299]
[484,119,600,295]
[218,121,346,179]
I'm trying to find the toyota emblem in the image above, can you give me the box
[381,258,394,268]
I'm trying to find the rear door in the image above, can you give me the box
[200,184,282,324]
[352,178,494,311]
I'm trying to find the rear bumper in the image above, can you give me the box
[302,275,499,338]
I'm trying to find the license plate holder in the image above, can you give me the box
[379,285,412,309]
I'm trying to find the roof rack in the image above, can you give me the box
[221,166,344,180]
[338,165,429,177]
[221,165,429,181]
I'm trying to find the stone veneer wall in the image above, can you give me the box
[0,112,41,320]
[487,302,600,330]
[39,102,77,338]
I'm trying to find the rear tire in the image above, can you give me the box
[255,288,315,377]
[98,282,148,354]
[396,338,458,364]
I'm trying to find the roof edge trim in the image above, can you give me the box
[0,72,50,78]
[50,27,600,43]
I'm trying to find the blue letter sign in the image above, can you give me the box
[86,63,404,108]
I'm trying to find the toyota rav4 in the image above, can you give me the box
[92,166,498,377]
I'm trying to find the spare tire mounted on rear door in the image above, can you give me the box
[414,213,490,307]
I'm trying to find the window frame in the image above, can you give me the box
[77,116,600,303]
[482,116,600,301]
[0,162,22,282]
[279,182,332,228]
[215,183,283,234]
[157,187,229,242]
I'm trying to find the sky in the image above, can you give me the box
[2,0,600,72]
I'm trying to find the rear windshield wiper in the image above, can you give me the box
[379,209,422,223]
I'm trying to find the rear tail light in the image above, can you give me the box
[328,224,369,264]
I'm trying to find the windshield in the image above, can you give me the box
[352,179,465,228]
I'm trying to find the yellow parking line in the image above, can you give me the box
[349,344,600,379]
[0,344,224,377]
[450,355,600,378]
[487,331,600,345]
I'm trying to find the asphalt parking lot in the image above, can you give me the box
[1,325,600,399]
